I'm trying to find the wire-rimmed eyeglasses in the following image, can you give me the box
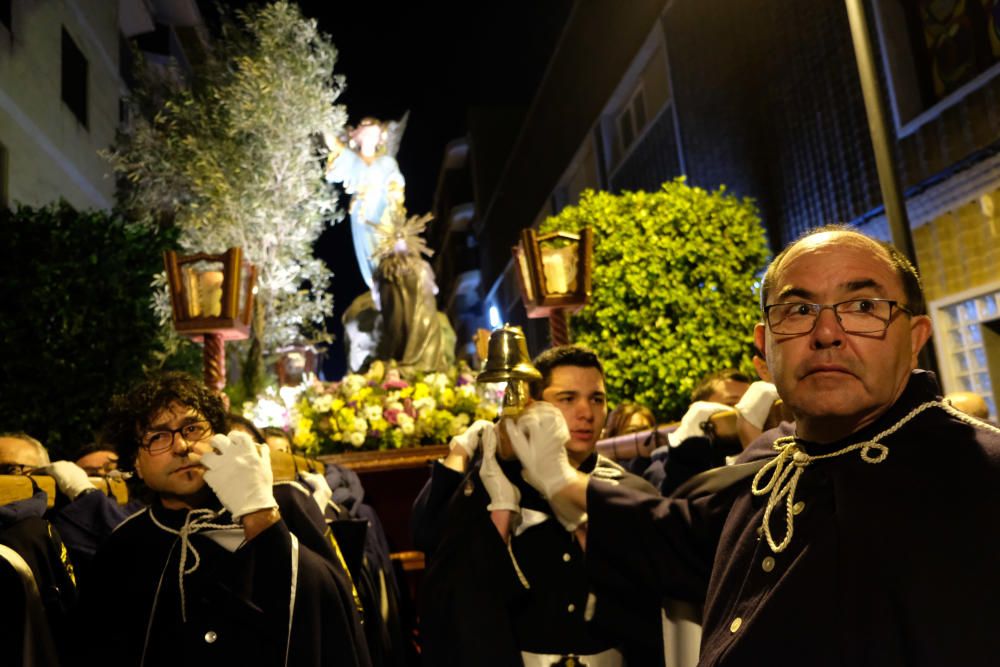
[764,298,913,335]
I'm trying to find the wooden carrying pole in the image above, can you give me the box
[0,451,325,508]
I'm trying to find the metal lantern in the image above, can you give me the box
[512,227,593,345]
[513,227,593,317]
[164,247,257,392]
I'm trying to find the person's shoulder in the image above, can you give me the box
[106,505,151,540]
[594,454,661,495]
[732,422,795,464]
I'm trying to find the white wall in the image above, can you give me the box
[0,0,120,210]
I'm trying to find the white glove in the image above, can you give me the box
[201,431,278,520]
[449,419,496,459]
[479,424,520,512]
[299,470,333,513]
[40,461,94,500]
[667,401,733,447]
[734,381,779,430]
[503,402,575,499]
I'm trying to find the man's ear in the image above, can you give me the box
[133,456,144,480]
[753,323,767,359]
[909,314,933,366]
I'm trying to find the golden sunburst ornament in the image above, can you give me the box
[368,199,434,265]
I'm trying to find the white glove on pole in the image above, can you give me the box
[734,381,779,430]
[667,401,733,447]
[449,419,496,459]
[479,423,520,512]
[39,461,94,500]
[299,470,334,513]
[202,431,278,520]
[503,402,575,499]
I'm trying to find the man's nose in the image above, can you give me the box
[575,399,595,422]
[811,307,845,349]
[171,432,195,456]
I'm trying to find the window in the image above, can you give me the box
[617,87,647,154]
[617,107,635,153]
[876,0,1000,132]
[61,28,88,128]
[906,0,1000,105]
[937,289,1000,421]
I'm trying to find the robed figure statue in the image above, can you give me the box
[366,204,453,374]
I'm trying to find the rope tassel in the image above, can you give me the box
[149,508,241,622]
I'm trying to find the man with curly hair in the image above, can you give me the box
[75,371,370,667]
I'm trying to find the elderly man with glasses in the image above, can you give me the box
[507,227,1000,666]
[74,371,371,667]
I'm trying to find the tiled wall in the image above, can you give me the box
[914,192,1000,303]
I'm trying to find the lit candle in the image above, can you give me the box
[543,251,568,294]
[198,270,224,317]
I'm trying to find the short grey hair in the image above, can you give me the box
[0,431,50,466]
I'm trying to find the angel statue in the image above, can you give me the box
[323,114,408,292]
[367,200,454,374]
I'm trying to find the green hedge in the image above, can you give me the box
[540,179,770,420]
[0,203,177,458]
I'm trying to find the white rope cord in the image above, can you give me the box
[149,508,241,622]
[507,540,531,590]
[751,400,1000,554]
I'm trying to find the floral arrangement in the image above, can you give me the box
[246,361,502,456]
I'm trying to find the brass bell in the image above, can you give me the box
[477,324,541,416]
[478,325,541,383]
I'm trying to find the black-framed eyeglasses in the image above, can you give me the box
[140,420,213,455]
[764,298,913,335]
[0,462,36,476]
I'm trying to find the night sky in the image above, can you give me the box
[252,1,571,377]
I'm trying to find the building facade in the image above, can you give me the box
[435,0,1000,419]
[0,0,207,211]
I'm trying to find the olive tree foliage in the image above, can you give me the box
[540,179,770,420]
[106,2,346,361]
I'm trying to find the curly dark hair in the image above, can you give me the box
[529,344,604,400]
[103,371,227,471]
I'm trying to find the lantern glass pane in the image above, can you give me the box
[181,260,225,318]
[239,263,252,321]
[515,246,535,301]
[539,239,579,295]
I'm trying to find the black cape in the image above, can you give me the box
[73,500,371,667]
[586,370,1000,666]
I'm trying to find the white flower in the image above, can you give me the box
[348,431,366,447]
[414,396,436,413]
[363,405,383,422]
[352,417,368,433]
[397,412,415,435]
[423,372,449,393]
[342,373,367,395]
[314,393,334,413]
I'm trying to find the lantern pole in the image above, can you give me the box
[549,309,570,346]
[203,333,226,393]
